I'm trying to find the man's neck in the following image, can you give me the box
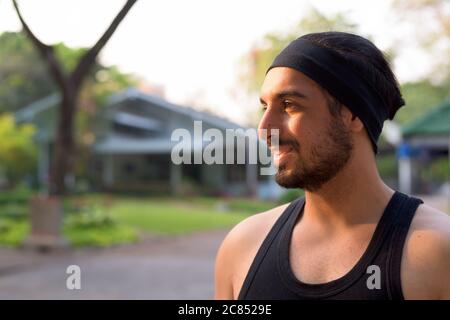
[303,152,395,230]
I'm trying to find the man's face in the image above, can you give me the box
[258,67,354,191]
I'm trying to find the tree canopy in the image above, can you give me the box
[0,31,138,115]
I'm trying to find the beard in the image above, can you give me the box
[275,118,354,192]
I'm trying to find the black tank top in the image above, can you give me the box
[238,191,423,300]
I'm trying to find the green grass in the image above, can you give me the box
[109,199,251,235]
[189,197,276,214]
[0,195,266,247]
[66,194,269,235]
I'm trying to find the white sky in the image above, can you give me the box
[0,0,438,125]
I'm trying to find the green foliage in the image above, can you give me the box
[422,157,450,184]
[0,32,138,187]
[278,189,305,204]
[63,203,138,247]
[64,223,138,248]
[65,204,115,229]
[396,79,450,125]
[0,32,55,113]
[90,65,139,107]
[225,198,276,214]
[0,184,34,205]
[0,216,138,249]
[376,154,398,179]
[0,114,37,185]
[0,217,29,247]
[0,195,260,247]
[53,43,87,75]
[0,203,28,220]
[0,31,138,115]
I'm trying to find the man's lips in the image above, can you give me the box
[272,145,294,165]
[271,145,293,154]
[272,145,293,155]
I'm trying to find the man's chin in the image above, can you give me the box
[275,169,302,189]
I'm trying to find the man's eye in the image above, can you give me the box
[261,105,267,112]
[283,101,297,110]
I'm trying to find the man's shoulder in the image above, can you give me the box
[402,202,450,299]
[408,203,450,250]
[220,201,291,255]
[413,201,450,225]
[214,202,292,299]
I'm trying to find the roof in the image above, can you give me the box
[107,88,243,131]
[402,100,450,138]
[93,134,245,154]
[14,88,244,131]
[14,93,60,122]
[94,136,177,154]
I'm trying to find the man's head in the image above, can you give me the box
[258,32,404,191]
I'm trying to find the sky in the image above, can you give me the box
[0,0,438,125]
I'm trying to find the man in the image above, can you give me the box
[214,32,450,300]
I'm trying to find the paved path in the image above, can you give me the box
[0,229,229,299]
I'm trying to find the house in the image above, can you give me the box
[15,88,284,199]
[398,99,450,195]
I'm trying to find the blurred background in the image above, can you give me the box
[0,0,449,299]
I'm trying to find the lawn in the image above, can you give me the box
[111,200,249,234]
[0,195,276,247]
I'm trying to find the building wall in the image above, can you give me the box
[102,153,171,192]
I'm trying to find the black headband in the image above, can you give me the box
[267,38,391,154]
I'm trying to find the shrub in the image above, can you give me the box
[0,114,37,186]
[376,154,398,180]
[0,184,34,205]
[278,189,305,204]
[0,217,28,247]
[65,204,115,229]
[422,157,450,184]
[64,203,138,247]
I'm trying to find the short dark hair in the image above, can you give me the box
[301,32,404,120]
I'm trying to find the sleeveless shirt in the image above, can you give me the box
[238,191,423,300]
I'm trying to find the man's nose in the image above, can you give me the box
[258,106,283,141]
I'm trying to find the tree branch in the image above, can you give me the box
[12,0,67,90]
[70,0,138,90]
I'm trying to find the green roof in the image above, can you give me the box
[402,100,450,137]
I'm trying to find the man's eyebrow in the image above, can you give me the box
[259,90,308,104]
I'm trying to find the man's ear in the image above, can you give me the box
[349,114,364,132]
[340,106,364,132]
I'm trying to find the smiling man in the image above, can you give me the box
[214,32,450,300]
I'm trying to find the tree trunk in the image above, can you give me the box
[49,89,77,195]
[12,0,138,195]
[12,0,138,249]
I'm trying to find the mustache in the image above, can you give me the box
[267,135,299,151]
